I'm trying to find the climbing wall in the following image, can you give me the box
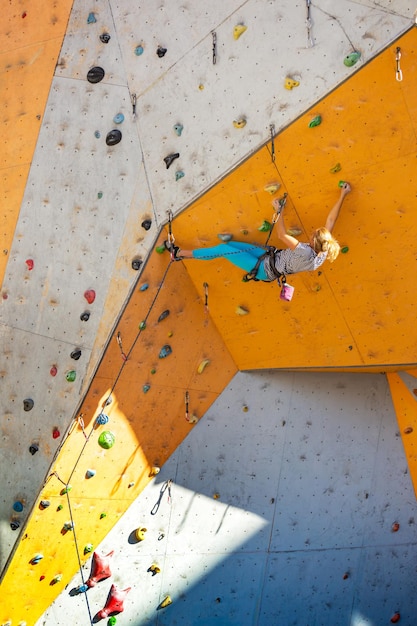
[172,27,417,371]
[1,0,417,624]
[38,371,417,625]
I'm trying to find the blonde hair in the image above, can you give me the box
[312,227,340,262]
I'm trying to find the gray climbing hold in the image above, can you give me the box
[106,129,122,146]
[217,233,233,242]
[158,310,170,322]
[40,500,50,509]
[94,131,101,139]
[87,66,105,84]
[23,398,34,411]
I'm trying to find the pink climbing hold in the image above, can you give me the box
[97,584,131,619]
[84,289,96,304]
[86,550,114,588]
[25,259,34,270]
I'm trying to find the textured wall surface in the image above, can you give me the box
[1,0,417,624]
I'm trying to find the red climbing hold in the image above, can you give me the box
[86,550,114,588]
[52,427,60,439]
[84,289,96,304]
[97,584,131,619]
[25,259,34,270]
[50,365,58,377]
[391,613,401,623]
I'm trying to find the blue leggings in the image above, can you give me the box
[192,241,269,280]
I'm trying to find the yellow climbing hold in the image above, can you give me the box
[287,227,303,237]
[284,77,300,90]
[330,163,342,173]
[264,183,281,195]
[233,118,247,129]
[233,24,247,40]
[149,466,160,477]
[160,596,172,609]
[149,564,161,574]
[197,359,210,374]
[135,527,147,541]
[236,306,249,315]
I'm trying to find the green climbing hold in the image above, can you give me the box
[100,512,107,519]
[344,51,361,67]
[155,245,166,254]
[108,617,117,626]
[66,370,76,382]
[84,543,93,555]
[60,485,72,495]
[97,191,103,199]
[98,431,116,449]
[143,384,151,393]
[258,220,272,232]
[308,115,322,128]
[175,171,185,181]
[139,321,146,330]
[338,180,346,188]
[341,246,349,254]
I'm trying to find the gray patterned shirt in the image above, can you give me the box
[264,243,327,280]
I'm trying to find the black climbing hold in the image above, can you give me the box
[156,46,167,58]
[99,32,111,44]
[71,349,82,360]
[29,444,39,455]
[80,311,90,322]
[131,258,143,271]
[10,521,20,531]
[87,66,105,84]
[106,129,122,146]
[141,219,152,231]
[40,500,51,509]
[164,153,180,169]
[158,310,170,322]
[23,398,34,412]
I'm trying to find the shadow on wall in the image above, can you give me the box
[64,371,417,626]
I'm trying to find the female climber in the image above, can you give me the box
[168,182,351,283]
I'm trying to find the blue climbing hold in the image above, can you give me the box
[143,384,151,393]
[139,283,149,292]
[175,171,185,181]
[96,413,109,425]
[94,131,101,139]
[159,345,172,359]
[13,501,24,512]
[135,45,144,56]
[173,123,183,136]
[87,12,96,24]
[113,113,124,124]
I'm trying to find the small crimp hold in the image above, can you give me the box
[135,45,144,56]
[175,170,185,181]
[233,118,246,129]
[308,115,322,128]
[156,46,167,58]
[173,123,183,136]
[264,183,281,195]
[100,33,111,44]
[330,163,341,174]
[131,258,142,270]
[284,77,300,90]
[159,345,172,358]
[164,153,180,169]
[233,24,247,40]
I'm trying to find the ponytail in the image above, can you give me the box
[312,227,340,262]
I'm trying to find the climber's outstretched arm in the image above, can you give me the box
[325,183,351,233]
